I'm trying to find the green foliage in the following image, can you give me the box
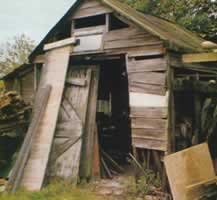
[0,181,105,200]
[0,34,35,77]
[121,0,217,42]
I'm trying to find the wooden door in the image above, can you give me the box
[49,65,99,183]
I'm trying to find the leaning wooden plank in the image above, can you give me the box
[7,85,51,193]
[164,143,216,200]
[43,37,75,51]
[21,45,72,191]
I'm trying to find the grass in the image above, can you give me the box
[0,181,106,200]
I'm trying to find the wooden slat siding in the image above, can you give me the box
[49,67,92,182]
[129,82,165,95]
[104,27,161,50]
[72,0,112,19]
[127,58,167,73]
[131,118,166,129]
[126,54,168,151]
[132,138,167,151]
[21,45,71,191]
[20,70,35,104]
[79,0,101,9]
[128,46,165,58]
[132,128,166,139]
[128,72,166,86]
[130,107,167,119]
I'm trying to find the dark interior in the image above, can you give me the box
[74,14,106,29]
[96,58,132,167]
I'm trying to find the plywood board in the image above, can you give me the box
[21,45,71,191]
[164,143,215,200]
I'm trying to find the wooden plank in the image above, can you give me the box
[131,118,166,129]
[66,78,87,86]
[130,106,167,119]
[92,126,100,178]
[72,3,112,19]
[129,82,165,95]
[80,66,100,180]
[21,45,71,191]
[33,54,45,64]
[79,0,101,9]
[7,85,51,192]
[104,27,149,41]
[104,37,161,50]
[43,37,75,51]
[128,46,165,58]
[132,128,166,140]
[128,72,166,86]
[182,52,217,63]
[164,143,216,200]
[127,58,167,73]
[129,92,168,108]
[74,26,105,37]
[132,137,167,151]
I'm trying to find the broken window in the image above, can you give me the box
[74,14,106,29]
[109,14,129,30]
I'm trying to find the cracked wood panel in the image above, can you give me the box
[21,46,71,191]
[49,67,92,182]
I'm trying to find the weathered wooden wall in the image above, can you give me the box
[4,70,35,104]
[127,53,168,152]
[20,70,35,104]
[71,0,112,19]
[104,27,161,50]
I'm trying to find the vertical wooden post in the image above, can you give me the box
[166,54,176,153]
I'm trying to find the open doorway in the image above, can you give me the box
[96,56,132,176]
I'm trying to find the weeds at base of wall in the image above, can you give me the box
[0,180,105,200]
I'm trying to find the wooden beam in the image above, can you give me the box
[182,52,217,63]
[44,37,76,51]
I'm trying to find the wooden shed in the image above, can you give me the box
[5,0,217,192]
[1,64,35,104]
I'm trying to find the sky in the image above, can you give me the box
[0,0,76,44]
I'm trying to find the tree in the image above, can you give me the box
[0,34,35,76]
[121,0,217,42]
